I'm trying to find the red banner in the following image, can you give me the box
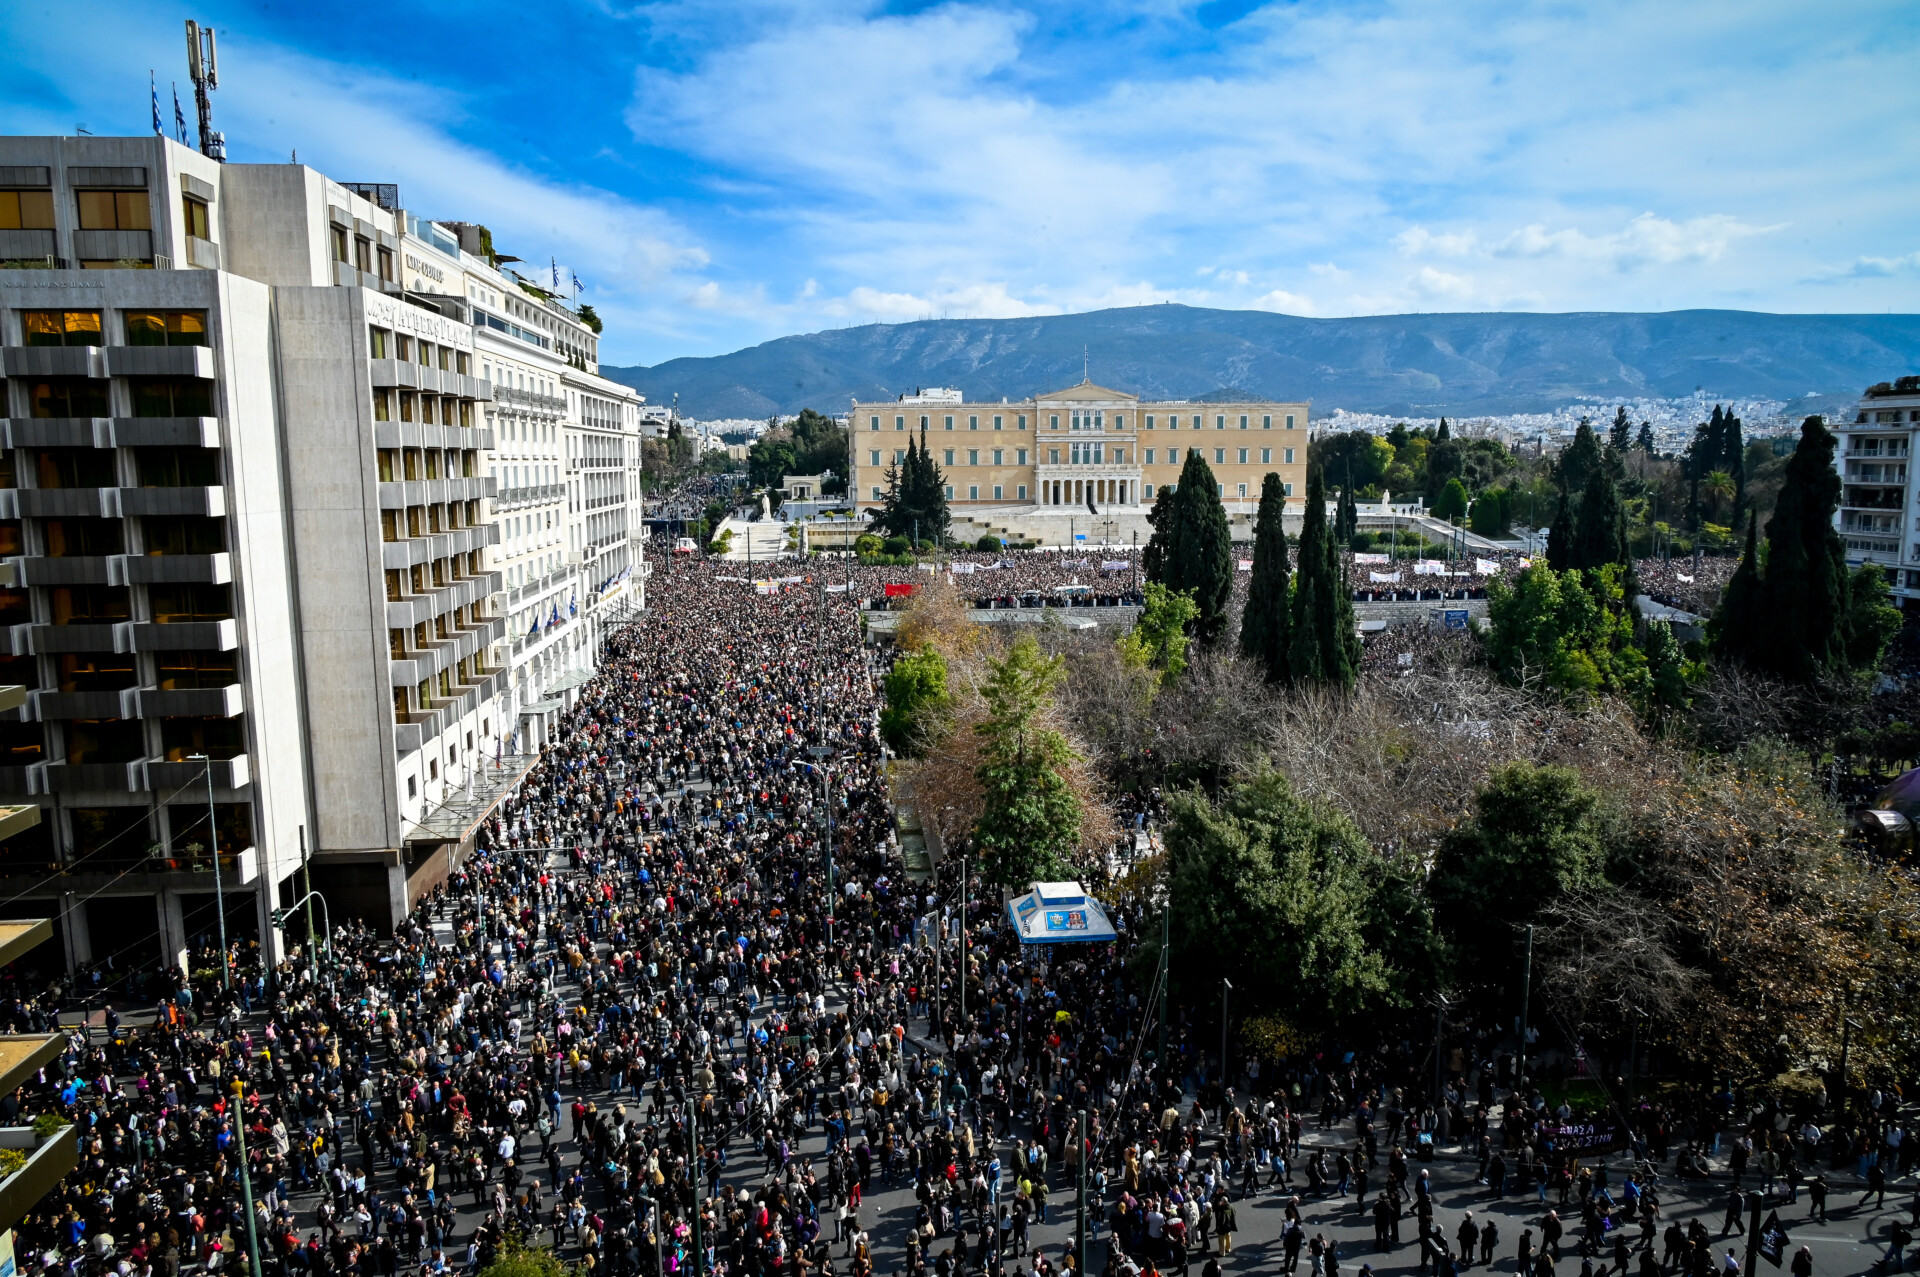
[884,583,916,598]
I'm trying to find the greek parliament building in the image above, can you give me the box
[848,380,1310,539]
[0,133,648,971]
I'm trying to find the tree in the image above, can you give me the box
[1437,416,1451,441]
[880,647,950,756]
[1141,483,1177,583]
[1239,474,1291,683]
[1118,582,1199,683]
[1710,416,1851,682]
[1609,406,1632,452]
[478,1239,567,1277]
[1433,477,1469,522]
[1309,431,1395,492]
[1545,495,1574,572]
[874,427,949,545]
[1570,463,1627,571]
[1635,421,1655,453]
[972,635,1082,887]
[1482,563,1648,704]
[575,304,603,334]
[1159,450,1235,643]
[1156,771,1420,1030]
[1847,563,1902,672]
[1288,469,1360,690]
[1430,763,1609,991]
[1470,487,1511,537]
[1557,419,1604,500]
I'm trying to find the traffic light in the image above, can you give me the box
[270,909,289,927]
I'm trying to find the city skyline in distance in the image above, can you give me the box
[2,0,1916,366]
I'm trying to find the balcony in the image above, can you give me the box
[1,418,113,449]
[125,618,239,651]
[30,689,134,721]
[71,228,152,263]
[132,682,243,718]
[0,1123,77,1234]
[104,345,216,378]
[110,416,221,448]
[118,485,225,517]
[7,487,115,519]
[1,346,106,380]
[119,553,231,585]
[146,753,251,792]
[373,420,492,451]
[40,761,144,794]
[9,623,125,655]
[9,556,115,586]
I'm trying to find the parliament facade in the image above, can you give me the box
[849,380,1309,523]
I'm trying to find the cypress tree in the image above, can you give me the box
[1545,495,1574,572]
[1143,483,1177,584]
[1708,512,1763,667]
[1437,417,1451,441]
[1760,415,1849,680]
[1721,408,1746,524]
[1239,473,1292,683]
[1571,464,1627,571]
[1558,419,1604,498]
[1609,407,1632,452]
[1288,470,1360,689]
[1164,450,1235,643]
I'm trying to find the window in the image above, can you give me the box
[943,449,955,465]
[49,585,129,624]
[1050,415,1059,429]
[993,416,1003,431]
[1071,410,1101,432]
[133,447,219,486]
[1019,415,1027,430]
[1216,415,1225,430]
[1018,485,1027,500]
[1144,484,1154,498]
[370,327,390,359]
[968,485,979,500]
[23,311,103,346]
[1240,415,1249,429]
[1286,415,1295,429]
[378,246,395,281]
[968,450,979,466]
[895,416,905,430]
[355,237,372,273]
[1214,448,1225,463]
[59,652,135,693]
[893,449,904,464]
[125,311,207,346]
[869,416,879,431]
[1168,416,1178,431]
[181,196,211,241]
[943,485,954,499]
[1193,415,1202,429]
[869,450,881,466]
[43,519,123,557]
[1284,482,1294,496]
[969,416,978,430]
[1217,483,1225,496]
[872,487,883,500]
[993,485,1003,500]
[330,225,349,263]
[1017,449,1028,464]
[923,416,932,429]
[75,189,151,230]
[129,378,214,417]
[373,390,392,421]
[1284,447,1295,464]
[1145,449,1155,464]
[1238,448,1248,464]
[28,380,109,418]
[1237,483,1248,497]
[1262,415,1272,429]
[1048,448,1060,463]
[396,335,412,362]
[0,190,55,230]
[992,449,1003,465]
[1260,448,1271,464]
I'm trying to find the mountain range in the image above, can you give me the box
[601,306,1920,422]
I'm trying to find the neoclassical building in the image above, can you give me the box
[849,380,1309,524]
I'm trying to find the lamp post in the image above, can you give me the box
[807,745,836,956]
[1517,923,1534,1093]
[1220,979,1232,1102]
[188,753,230,993]
[229,1080,265,1277]
[1075,1107,1089,1277]
[687,1095,705,1277]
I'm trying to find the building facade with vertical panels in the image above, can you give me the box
[1836,378,1920,609]
[0,133,646,964]
[848,381,1310,535]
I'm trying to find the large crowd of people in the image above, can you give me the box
[0,508,1843,1277]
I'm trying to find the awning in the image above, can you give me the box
[1005,881,1119,944]
[548,668,596,693]
[403,751,542,845]
[520,698,564,714]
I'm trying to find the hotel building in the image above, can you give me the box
[1836,377,1920,610]
[0,133,643,967]
[848,380,1310,539]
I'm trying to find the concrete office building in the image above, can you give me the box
[1836,377,1920,609]
[0,132,643,965]
[848,380,1310,543]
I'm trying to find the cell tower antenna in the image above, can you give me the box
[184,20,225,161]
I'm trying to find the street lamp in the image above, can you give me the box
[806,744,836,955]
[1221,978,1233,1102]
[187,753,230,993]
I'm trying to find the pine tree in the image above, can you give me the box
[1558,419,1604,497]
[1288,470,1359,689]
[1609,406,1632,452]
[1437,417,1451,441]
[1720,408,1746,525]
[1164,451,1235,642]
[1239,473,1292,683]
[1635,421,1655,453]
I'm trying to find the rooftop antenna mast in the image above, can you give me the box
[184,20,225,162]
[1083,345,1089,383]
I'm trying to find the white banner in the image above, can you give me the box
[1413,561,1445,576]
[1237,559,1253,572]
[1354,553,1390,564]
[1677,573,1694,582]
[1369,571,1402,583]
[1101,561,1131,571]
[1474,558,1500,574]
[952,562,977,574]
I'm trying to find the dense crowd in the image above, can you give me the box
[0,517,1852,1277]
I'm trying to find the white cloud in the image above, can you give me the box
[1252,289,1316,315]
[1805,250,1920,282]
[1492,213,1782,270]
[1395,228,1479,258]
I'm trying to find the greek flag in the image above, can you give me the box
[151,72,163,136]
[173,85,188,143]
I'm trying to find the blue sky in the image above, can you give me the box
[5,1,1917,366]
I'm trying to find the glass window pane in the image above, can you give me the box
[117,191,151,230]
[125,312,166,346]
[64,312,102,345]
[168,311,207,346]
[22,313,63,346]
[75,190,115,229]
